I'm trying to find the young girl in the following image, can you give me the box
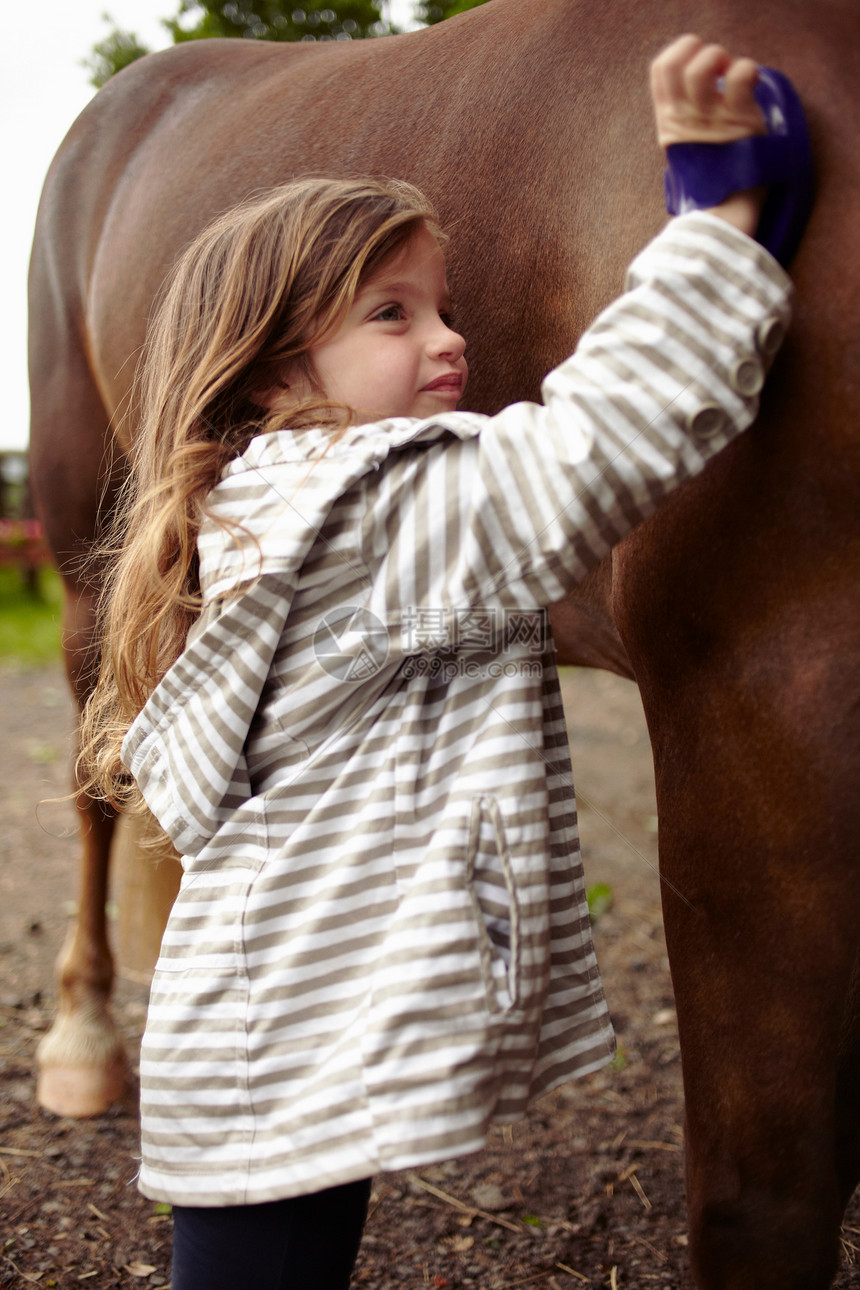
[83,34,808,1290]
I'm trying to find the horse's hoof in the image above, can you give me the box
[37,1057,128,1118]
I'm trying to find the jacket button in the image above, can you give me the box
[687,404,728,440]
[756,316,786,357]
[730,357,765,397]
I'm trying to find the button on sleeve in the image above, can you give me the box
[729,357,765,397]
[686,404,729,441]
[756,315,788,358]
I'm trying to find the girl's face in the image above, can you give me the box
[280,226,468,423]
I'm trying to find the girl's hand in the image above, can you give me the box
[651,34,765,148]
[651,34,766,236]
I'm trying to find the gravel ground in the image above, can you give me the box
[1,661,858,1289]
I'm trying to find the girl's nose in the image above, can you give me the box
[432,318,467,361]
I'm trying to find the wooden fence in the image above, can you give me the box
[0,452,51,582]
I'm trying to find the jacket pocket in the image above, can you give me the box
[152,868,254,975]
[465,795,520,1015]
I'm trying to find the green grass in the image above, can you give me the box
[586,881,614,922]
[0,566,63,663]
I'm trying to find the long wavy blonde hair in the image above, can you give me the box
[81,176,441,811]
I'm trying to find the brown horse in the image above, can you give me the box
[28,1,860,1285]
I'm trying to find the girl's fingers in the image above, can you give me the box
[682,43,732,112]
[650,33,702,109]
[722,56,765,129]
[651,34,765,146]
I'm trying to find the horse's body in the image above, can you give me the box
[27,1,860,1285]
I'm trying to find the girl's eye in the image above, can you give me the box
[374,304,404,323]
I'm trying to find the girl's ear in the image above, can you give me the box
[253,378,291,411]
[254,355,318,410]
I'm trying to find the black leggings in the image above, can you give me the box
[171,1178,372,1290]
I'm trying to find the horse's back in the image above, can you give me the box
[36,0,859,435]
[29,4,666,438]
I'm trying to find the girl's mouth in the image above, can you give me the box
[421,373,463,393]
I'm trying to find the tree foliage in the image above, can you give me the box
[414,0,487,23]
[85,23,157,88]
[85,0,491,88]
[163,0,391,46]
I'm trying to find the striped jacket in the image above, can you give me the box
[123,214,792,1205]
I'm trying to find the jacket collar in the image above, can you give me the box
[228,412,481,476]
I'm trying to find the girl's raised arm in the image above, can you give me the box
[652,35,814,264]
[651,35,766,236]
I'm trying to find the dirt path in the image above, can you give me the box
[1,662,857,1288]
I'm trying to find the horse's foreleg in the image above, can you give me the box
[28,227,133,1113]
[37,796,126,1116]
[36,583,127,1116]
[646,671,860,1290]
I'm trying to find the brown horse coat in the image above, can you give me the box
[28,1,860,1285]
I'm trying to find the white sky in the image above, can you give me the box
[3,0,415,453]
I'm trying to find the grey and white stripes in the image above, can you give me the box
[124,213,792,1205]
